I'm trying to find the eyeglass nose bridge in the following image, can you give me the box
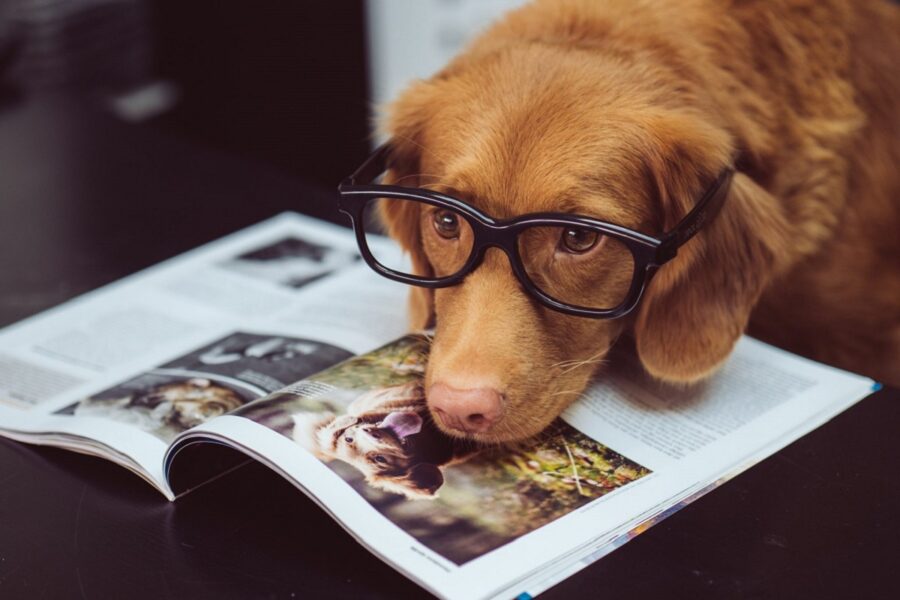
[463,222,533,285]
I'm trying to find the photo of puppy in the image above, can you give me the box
[371,0,900,444]
[235,335,651,565]
[292,381,478,499]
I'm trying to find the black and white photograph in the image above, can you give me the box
[58,332,354,442]
[220,237,359,290]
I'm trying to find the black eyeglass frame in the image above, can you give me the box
[337,144,734,319]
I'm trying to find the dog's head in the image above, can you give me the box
[294,409,445,499]
[377,27,792,443]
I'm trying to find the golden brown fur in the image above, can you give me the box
[378,0,900,443]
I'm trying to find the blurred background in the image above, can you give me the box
[0,0,528,188]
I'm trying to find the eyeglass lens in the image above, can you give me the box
[362,197,474,278]
[362,197,636,311]
[516,226,635,311]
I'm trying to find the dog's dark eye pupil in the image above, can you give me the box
[374,455,387,463]
[561,228,599,253]
[432,210,460,239]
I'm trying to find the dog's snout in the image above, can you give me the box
[429,382,503,434]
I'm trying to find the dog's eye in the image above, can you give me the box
[560,227,600,254]
[373,455,388,464]
[432,210,461,239]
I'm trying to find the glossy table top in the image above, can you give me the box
[0,94,897,600]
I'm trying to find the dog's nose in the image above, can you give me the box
[428,382,503,434]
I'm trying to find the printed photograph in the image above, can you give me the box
[58,332,353,443]
[219,236,359,289]
[235,335,651,565]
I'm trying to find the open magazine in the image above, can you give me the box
[0,213,877,600]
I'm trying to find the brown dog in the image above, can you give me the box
[292,382,478,499]
[377,0,900,444]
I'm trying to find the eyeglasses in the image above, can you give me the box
[337,144,733,319]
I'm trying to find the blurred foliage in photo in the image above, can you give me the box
[238,334,651,564]
[370,419,651,564]
[308,334,428,390]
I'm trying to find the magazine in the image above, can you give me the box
[0,213,877,600]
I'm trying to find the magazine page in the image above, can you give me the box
[0,213,408,497]
[165,334,873,600]
[491,338,878,599]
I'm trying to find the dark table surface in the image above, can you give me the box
[0,94,898,600]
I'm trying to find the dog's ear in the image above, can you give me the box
[376,82,447,330]
[366,462,444,499]
[633,112,791,383]
[403,462,444,497]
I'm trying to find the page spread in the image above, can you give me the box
[0,212,876,599]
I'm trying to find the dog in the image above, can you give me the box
[292,382,478,499]
[376,0,900,444]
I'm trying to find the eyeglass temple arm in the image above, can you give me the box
[658,167,735,261]
[341,143,392,189]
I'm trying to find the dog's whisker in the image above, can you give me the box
[389,132,430,156]
[391,173,447,186]
[549,357,584,368]
[559,358,607,375]
[550,348,610,373]
[417,182,456,193]
[549,389,583,398]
